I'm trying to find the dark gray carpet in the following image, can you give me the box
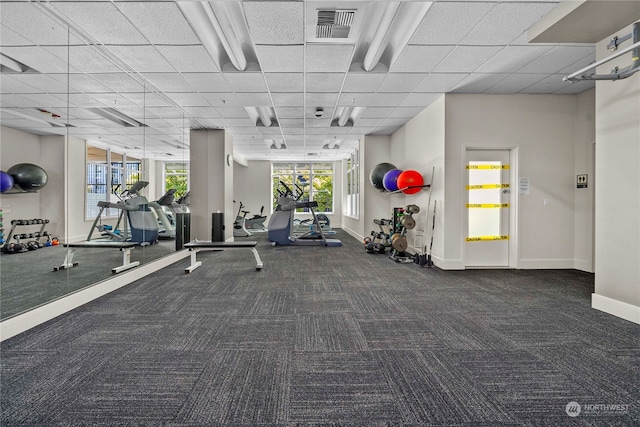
[1,230,638,426]
[0,239,176,319]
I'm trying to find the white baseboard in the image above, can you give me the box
[592,294,640,325]
[573,259,594,273]
[342,226,363,243]
[0,250,191,342]
[517,259,575,269]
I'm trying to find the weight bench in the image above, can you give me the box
[183,240,264,273]
[54,241,140,274]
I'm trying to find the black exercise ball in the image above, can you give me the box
[7,163,48,191]
[369,162,397,190]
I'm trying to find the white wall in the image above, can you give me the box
[573,90,596,272]
[233,160,272,225]
[390,95,446,262]
[362,135,392,240]
[592,23,640,322]
[341,138,366,239]
[444,94,589,270]
[0,127,63,240]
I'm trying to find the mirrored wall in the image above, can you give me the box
[0,21,188,320]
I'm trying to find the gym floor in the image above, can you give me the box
[0,238,175,320]
[1,230,638,425]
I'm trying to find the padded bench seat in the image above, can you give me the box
[183,240,263,273]
[54,241,139,274]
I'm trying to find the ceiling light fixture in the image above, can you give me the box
[355,2,432,72]
[178,1,257,72]
[257,107,273,127]
[0,108,69,127]
[334,106,365,127]
[245,106,277,127]
[0,53,29,73]
[88,108,145,127]
[322,139,341,149]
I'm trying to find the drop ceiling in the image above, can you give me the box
[0,1,598,162]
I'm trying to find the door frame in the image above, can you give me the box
[463,146,519,269]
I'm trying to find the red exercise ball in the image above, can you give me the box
[397,170,423,194]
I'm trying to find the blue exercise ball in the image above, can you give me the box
[0,171,14,192]
[383,169,403,192]
[7,163,48,191]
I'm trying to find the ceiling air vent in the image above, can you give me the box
[316,10,355,39]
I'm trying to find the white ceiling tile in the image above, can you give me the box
[462,2,557,45]
[223,73,269,93]
[271,92,304,107]
[0,26,39,47]
[215,106,252,118]
[378,74,426,93]
[51,2,147,44]
[1,2,70,46]
[476,45,555,73]
[165,93,211,108]
[305,44,354,73]
[67,46,123,73]
[264,73,304,92]
[255,45,303,72]
[360,108,395,119]
[200,93,241,107]
[523,46,595,74]
[235,93,273,106]
[67,74,112,93]
[410,2,494,45]
[141,73,194,92]
[181,73,228,92]
[391,45,453,73]
[156,46,219,73]
[244,1,304,44]
[414,73,468,92]
[2,46,72,74]
[342,72,385,93]
[388,107,427,119]
[399,93,441,107]
[115,2,200,44]
[433,46,503,73]
[182,107,220,118]
[274,107,304,119]
[107,46,176,73]
[486,73,547,94]
[88,73,146,93]
[451,74,509,93]
[305,73,344,93]
[305,93,339,108]
[278,118,305,128]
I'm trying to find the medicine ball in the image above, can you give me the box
[7,163,48,191]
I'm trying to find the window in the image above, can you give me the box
[272,162,334,213]
[85,146,143,219]
[163,161,189,199]
[345,148,360,218]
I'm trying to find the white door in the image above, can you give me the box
[465,149,511,268]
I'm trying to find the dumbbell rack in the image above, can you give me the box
[2,218,53,253]
[389,207,415,263]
